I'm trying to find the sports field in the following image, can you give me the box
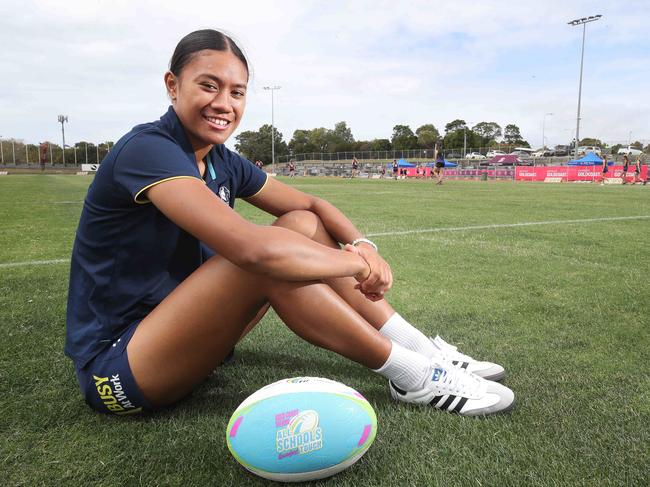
[1,175,648,486]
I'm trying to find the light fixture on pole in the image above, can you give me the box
[542,113,554,149]
[58,114,68,164]
[263,85,281,174]
[568,14,602,158]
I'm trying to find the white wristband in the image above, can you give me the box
[351,238,378,251]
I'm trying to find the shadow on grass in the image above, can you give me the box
[164,347,392,417]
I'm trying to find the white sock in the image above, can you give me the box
[379,312,437,359]
[373,342,430,391]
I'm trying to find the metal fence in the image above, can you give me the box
[1,137,646,171]
[277,145,648,165]
[0,139,112,166]
[275,160,514,179]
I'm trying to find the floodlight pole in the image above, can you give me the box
[542,113,553,149]
[263,85,281,174]
[58,114,68,164]
[568,15,602,158]
[0,135,3,164]
[463,127,467,158]
[463,122,473,157]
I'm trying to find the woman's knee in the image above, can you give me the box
[273,210,338,247]
[273,210,321,239]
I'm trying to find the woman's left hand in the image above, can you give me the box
[344,244,393,301]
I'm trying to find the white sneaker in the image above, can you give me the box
[389,363,515,416]
[429,336,506,382]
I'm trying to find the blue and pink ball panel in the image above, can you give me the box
[227,391,376,476]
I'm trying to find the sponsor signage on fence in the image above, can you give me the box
[403,167,514,178]
[81,164,99,172]
[450,169,515,178]
[515,165,647,183]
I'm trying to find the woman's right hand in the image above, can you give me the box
[345,244,371,282]
[344,244,389,301]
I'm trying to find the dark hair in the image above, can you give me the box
[169,29,249,78]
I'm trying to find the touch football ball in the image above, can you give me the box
[226,377,377,482]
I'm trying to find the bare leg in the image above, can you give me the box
[127,222,391,407]
[272,211,396,329]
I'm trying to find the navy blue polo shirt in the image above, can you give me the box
[65,106,268,367]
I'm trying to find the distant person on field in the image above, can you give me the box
[254,159,263,169]
[392,159,398,180]
[64,29,514,418]
[600,155,608,185]
[351,157,359,178]
[633,155,645,185]
[433,152,445,185]
[621,155,629,184]
[288,160,296,178]
[380,165,386,179]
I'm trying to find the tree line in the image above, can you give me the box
[2,131,644,167]
[234,120,532,163]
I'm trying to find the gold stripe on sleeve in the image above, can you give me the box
[134,176,202,204]
[243,173,269,200]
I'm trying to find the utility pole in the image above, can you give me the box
[542,113,553,149]
[58,114,68,164]
[568,15,602,158]
[263,85,281,174]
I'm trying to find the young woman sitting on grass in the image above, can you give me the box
[65,29,514,417]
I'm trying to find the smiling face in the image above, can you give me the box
[165,49,248,159]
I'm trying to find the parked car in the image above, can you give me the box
[617,146,643,156]
[531,148,555,158]
[532,148,554,158]
[486,150,506,158]
[466,152,486,160]
[577,145,601,156]
[509,150,531,157]
[445,151,462,159]
[554,145,570,157]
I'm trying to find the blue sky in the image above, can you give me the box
[1,0,648,150]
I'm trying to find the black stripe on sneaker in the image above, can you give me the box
[429,395,444,406]
[461,362,469,369]
[452,397,468,413]
[440,395,457,410]
[451,360,459,365]
[390,381,407,396]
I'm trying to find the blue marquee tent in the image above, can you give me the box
[397,158,416,167]
[568,151,611,166]
[386,158,416,167]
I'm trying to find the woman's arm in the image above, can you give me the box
[146,178,370,282]
[246,178,393,297]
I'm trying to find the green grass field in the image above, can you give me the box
[1,175,649,486]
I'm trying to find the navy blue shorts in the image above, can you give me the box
[75,321,153,415]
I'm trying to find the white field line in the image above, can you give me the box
[1,215,648,269]
[0,258,69,269]
[367,215,650,238]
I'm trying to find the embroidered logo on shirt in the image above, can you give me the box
[218,186,230,203]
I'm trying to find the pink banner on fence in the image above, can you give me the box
[515,165,648,182]
[404,168,515,178]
